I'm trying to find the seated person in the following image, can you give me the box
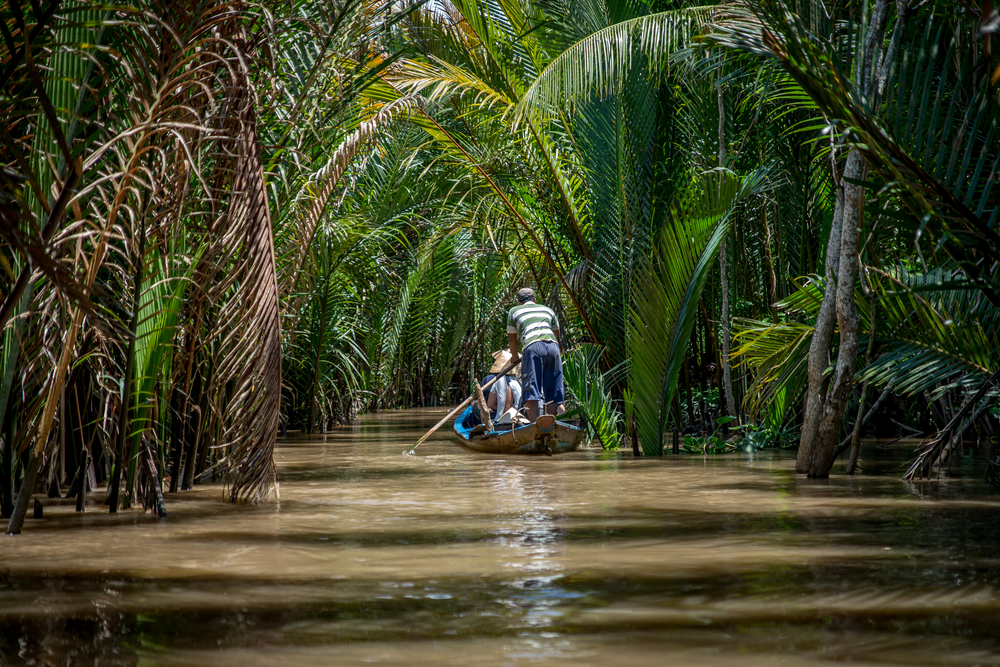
[472,350,522,425]
[487,350,522,422]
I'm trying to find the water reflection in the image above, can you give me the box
[0,409,999,666]
[482,460,585,662]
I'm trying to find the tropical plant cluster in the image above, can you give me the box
[3,0,1000,532]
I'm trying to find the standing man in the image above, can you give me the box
[507,288,565,422]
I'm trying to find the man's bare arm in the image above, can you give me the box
[553,328,561,353]
[508,332,519,364]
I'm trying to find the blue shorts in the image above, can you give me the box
[521,340,564,405]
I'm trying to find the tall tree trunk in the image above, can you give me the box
[629,412,640,457]
[808,157,865,477]
[168,382,185,493]
[696,316,708,431]
[142,435,167,517]
[672,395,684,455]
[718,84,737,427]
[796,175,845,472]
[192,356,214,484]
[797,0,890,476]
[764,205,779,322]
[1,407,11,519]
[73,385,89,512]
[59,385,67,486]
[683,356,695,425]
[0,287,33,481]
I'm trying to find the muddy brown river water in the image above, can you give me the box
[2,408,1000,666]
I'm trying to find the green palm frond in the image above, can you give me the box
[732,276,826,425]
[563,343,621,448]
[628,167,765,455]
[516,7,714,120]
[397,56,513,108]
[733,272,880,423]
[712,1,1000,302]
[861,270,997,398]
[277,94,422,305]
[124,257,193,501]
[733,317,812,424]
[777,277,824,316]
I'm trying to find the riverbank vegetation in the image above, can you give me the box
[2,0,999,531]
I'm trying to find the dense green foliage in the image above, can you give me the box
[3,0,1000,528]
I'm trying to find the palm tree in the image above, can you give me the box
[715,0,1000,475]
[507,0,1000,470]
[0,0,417,531]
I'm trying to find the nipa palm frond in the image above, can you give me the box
[713,2,1000,303]
[628,168,764,455]
[278,95,424,304]
[210,93,283,503]
[516,7,714,121]
[860,269,997,399]
[732,317,812,425]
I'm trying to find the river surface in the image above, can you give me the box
[2,408,1000,666]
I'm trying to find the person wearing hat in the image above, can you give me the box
[481,349,522,421]
[471,350,523,425]
[506,287,565,422]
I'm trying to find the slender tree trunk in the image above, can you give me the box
[719,202,736,423]
[143,435,167,518]
[672,396,683,455]
[683,356,695,425]
[798,0,890,476]
[718,83,737,428]
[63,375,80,499]
[109,225,145,512]
[630,413,640,457]
[192,358,214,484]
[764,205,779,322]
[71,378,90,512]
[74,385,89,512]
[7,453,41,534]
[799,150,865,476]
[809,161,866,476]
[847,301,877,474]
[92,379,107,485]
[796,177,845,472]
[0,287,33,473]
[181,371,203,490]
[1,408,11,519]
[47,461,62,498]
[59,385,67,486]
[696,317,708,431]
[168,383,185,493]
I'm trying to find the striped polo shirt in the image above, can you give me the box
[506,301,559,347]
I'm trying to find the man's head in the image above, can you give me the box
[516,287,535,304]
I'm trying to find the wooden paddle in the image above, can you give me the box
[405,357,519,454]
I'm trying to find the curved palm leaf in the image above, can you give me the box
[712,2,1000,303]
[516,7,714,120]
[860,269,997,398]
[629,167,765,454]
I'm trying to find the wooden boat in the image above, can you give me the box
[452,405,585,455]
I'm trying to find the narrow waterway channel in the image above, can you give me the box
[2,408,1000,666]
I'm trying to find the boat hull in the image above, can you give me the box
[452,406,584,455]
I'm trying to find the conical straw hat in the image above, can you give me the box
[489,349,517,375]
